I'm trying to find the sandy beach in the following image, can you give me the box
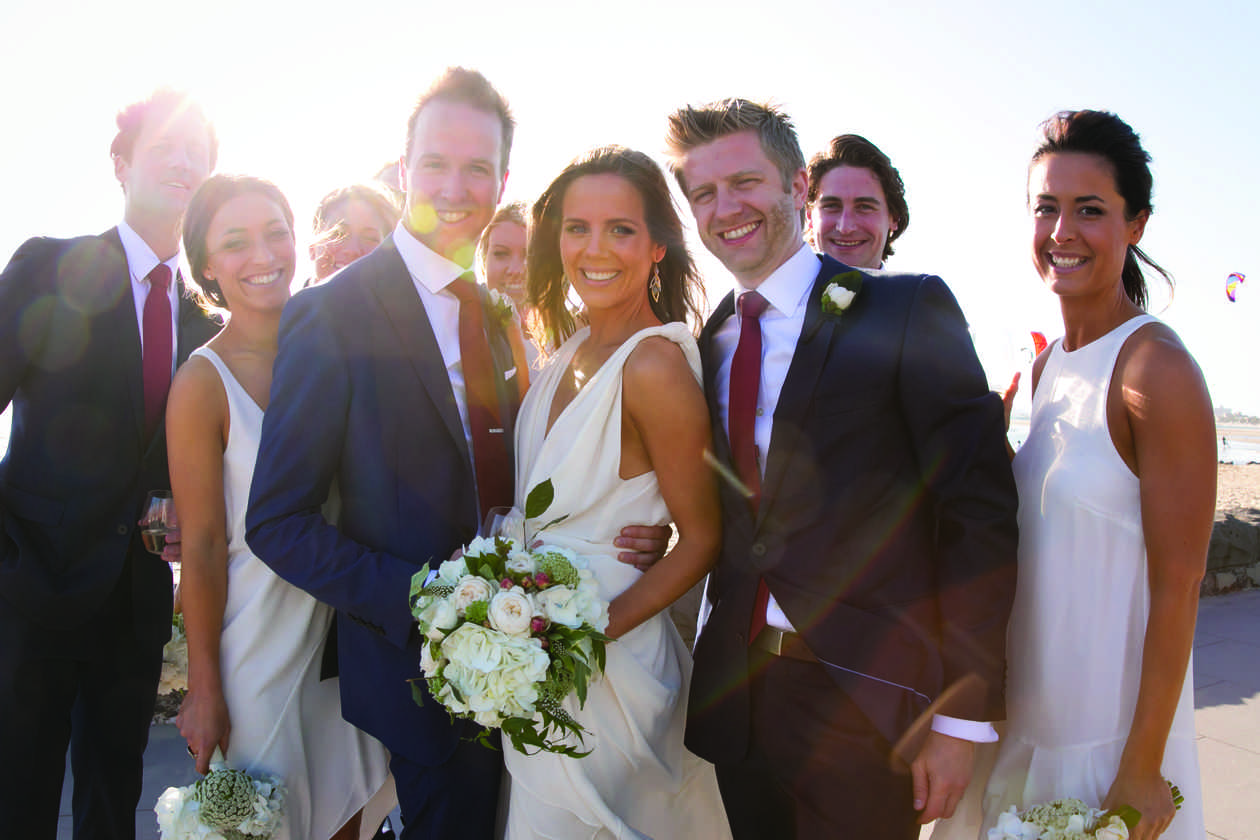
[1218,463,1260,513]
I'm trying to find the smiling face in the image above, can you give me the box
[808,165,896,269]
[202,192,295,313]
[402,99,507,266]
[483,221,527,306]
[559,174,665,316]
[115,102,213,231]
[678,130,805,288]
[311,197,392,280]
[1028,151,1147,305]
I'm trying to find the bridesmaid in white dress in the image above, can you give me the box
[959,112,1213,840]
[501,147,732,839]
[168,175,393,840]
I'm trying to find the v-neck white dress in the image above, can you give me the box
[501,324,731,839]
[193,347,393,840]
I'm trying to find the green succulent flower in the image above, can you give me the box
[193,767,256,830]
[536,553,579,588]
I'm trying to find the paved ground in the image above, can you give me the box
[58,589,1259,839]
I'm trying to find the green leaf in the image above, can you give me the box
[1102,805,1141,831]
[409,679,427,707]
[525,479,555,519]
[409,563,433,605]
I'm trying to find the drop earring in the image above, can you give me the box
[649,263,662,304]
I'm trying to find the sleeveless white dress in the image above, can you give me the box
[501,324,732,840]
[194,347,394,840]
[979,315,1204,838]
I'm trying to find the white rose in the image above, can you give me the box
[505,551,536,575]
[416,596,458,641]
[1093,816,1129,840]
[451,575,495,614]
[154,787,212,839]
[419,641,442,676]
[442,623,505,673]
[535,585,582,628]
[488,587,535,636]
[826,285,856,310]
[437,556,470,585]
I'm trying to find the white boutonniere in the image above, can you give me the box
[487,288,516,324]
[821,271,863,317]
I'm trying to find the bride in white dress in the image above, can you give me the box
[501,147,732,839]
[168,176,393,840]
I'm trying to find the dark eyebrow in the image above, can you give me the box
[1073,195,1106,203]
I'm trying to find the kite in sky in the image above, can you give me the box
[1226,272,1245,302]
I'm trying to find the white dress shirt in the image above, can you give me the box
[117,221,179,373]
[391,222,475,453]
[711,243,996,744]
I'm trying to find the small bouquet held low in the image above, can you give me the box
[989,783,1183,840]
[159,613,189,696]
[409,480,610,757]
[154,748,286,840]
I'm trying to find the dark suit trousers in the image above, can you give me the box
[388,733,502,839]
[0,552,168,840]
[714,652,920,840]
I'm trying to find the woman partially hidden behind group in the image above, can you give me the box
[501,146,732,838]
[168,175,393,840]
[943,111,1213,840]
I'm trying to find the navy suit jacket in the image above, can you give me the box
[0,229,219,640]
[686,255,1019,764]
[245,237,521,765]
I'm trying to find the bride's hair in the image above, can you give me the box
[527,145,704,348]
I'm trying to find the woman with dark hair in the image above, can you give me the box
[307,182,401,286]
[966,112,1210,840]
[170,174,394,839]
[501,146,729,838]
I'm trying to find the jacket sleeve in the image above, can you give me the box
[898,274,1019,722]
[245,289,416,649]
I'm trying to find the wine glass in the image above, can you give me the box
[140,490,179,557]
[480,505,525,544]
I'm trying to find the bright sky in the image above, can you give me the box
[2,0,1256,414]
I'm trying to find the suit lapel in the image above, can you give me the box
[700,291,736,464]
[95,228,149,448]
[757,260,849,524]
[367,240,470,460]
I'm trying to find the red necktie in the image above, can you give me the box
[450,274,513,519]
[728,291,772,641]
[142,264,173,436]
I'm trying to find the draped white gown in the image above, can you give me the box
[979,315,1204,838]
[194,347,394,840]
[501,324,731,840]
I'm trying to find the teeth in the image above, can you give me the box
[719,222,759,241]
[831,239,864,247]
[243,270,282,286]
[583,270,617,281]
[1050,254,1086,268]
[436,211,470,223]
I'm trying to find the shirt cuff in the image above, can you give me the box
[931,714,999,743]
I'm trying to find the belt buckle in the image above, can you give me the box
[758,626,786,656]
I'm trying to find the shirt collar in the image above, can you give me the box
[739,244,820,318]
[117,220,180,283]
[391,220,468,294]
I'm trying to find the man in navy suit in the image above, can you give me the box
[0,89,220,839]
[246,68,667,839]
[665,100,1019,839]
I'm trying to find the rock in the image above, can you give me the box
[1207,511,1260,572]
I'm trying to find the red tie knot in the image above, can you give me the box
[738,290,768,321]
[448,272,481,305]
[149,263,172,293]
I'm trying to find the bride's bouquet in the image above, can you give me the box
[409,480,610,757]
[154,748,286,840]
[989,784,1182,840]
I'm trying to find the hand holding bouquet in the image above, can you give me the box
[989,783,1183,840]
[409,480,611,757]
[154,748,285,840]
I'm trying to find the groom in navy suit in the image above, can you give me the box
[0,90,220,838]
[665,100,1019,839]
[247,68,667,839]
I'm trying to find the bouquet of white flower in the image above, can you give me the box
[409,480,610,757]
[159,613,189,696]
[154,748,285,840]
[989,785,1181,840]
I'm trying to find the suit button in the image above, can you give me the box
[751,542,766,557]
[116,524,129,536]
